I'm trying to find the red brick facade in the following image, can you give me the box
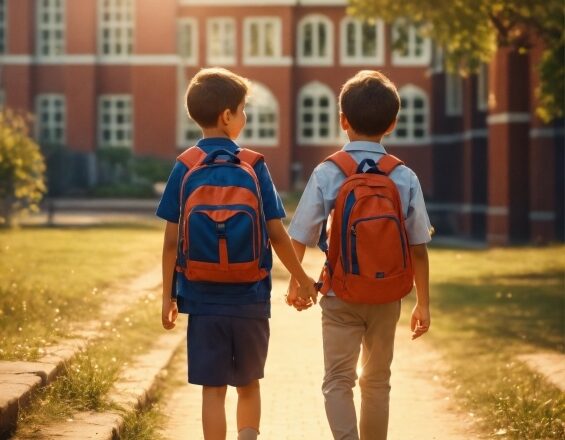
[0,0,562,243]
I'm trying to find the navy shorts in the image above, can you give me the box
[187,315,270,387]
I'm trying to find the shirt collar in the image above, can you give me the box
[196,137,240,153]
[342,141,387,154]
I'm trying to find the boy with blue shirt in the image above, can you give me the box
[287,70,433,440]
[157,67,316,440]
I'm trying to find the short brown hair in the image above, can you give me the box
[185,68,250,128]
[339,70,400,137]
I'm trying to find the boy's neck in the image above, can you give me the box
[201,127,232,139]
[347,133,383,143]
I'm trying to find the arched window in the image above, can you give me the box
[391,21,431,66]
[297,82,337,145]
[387,85,428,143]
[340,17,384,65]
[297,15,333,66]
[240,82,278,147]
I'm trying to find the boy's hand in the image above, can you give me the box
[162,299,178,330]
[286,278,314,311]
[297,276,318,305]
[410,303,430,339]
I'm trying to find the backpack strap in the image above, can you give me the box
[377,154,404,175]
[237,148,264,167]
[177,146,206,169]
[324,151,358,177]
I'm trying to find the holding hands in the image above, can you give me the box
[286,276,318,311]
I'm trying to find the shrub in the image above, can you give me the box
[0,110,46,227]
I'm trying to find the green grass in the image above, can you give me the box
[419,245,565,439]
[15,292,167,437]
[0,223,163,360]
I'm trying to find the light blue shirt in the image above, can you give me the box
[289,141,433,249]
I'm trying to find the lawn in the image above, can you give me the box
[418,245,565,439]
[0,223,164,360]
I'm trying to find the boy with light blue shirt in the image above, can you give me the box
[287,70,432,440]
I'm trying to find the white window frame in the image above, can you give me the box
[391,21,431,66]
[297,14,333,66]
[477,63,488,111]
[0,0,7,54]
[243,17,282,65]
[386,84,429,145]
[239,82,278,147]
[207,17,236,66]
[177,71,201,149]
[445,73,463,116]
[36,0,66,57]
[297,81,337,146]
[177,18,198,65]
[340,17,384,66]
[98,0,134,57]
[98,95,133,148]
[35,94,66,145]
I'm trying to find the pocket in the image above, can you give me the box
[349,215,406,277]
[187,206,258,265]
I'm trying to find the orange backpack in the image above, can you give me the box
[317,151,414,304]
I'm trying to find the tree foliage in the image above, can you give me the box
[0,110,46,227]
[348,0,564,121]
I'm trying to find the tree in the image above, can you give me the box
[348,0,564,122]
[0,110,46,227]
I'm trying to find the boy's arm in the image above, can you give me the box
[266,219,317,304]
[409,243,430,340]
[161,221,179,330]
[287,239,311,311]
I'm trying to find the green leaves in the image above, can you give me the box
[0,110,47,226]
[348,0,564,121]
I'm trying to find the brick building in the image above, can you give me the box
[0,0,562,244]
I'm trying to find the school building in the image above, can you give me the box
[0,0,563,244]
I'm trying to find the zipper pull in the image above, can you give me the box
[350,225,356,235]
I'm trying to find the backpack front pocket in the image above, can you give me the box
[349,215,406,277]
[187,205,258,267]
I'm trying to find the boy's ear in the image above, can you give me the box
[219,108,231,126]
[384,119,397,136]
[340,112,351,131]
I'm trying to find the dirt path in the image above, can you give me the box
[158,269,478,439]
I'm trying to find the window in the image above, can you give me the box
[244,17,281,63]
[240,82,278,146]
[391,21,431,66]
[445,73,463,116]
[98,95,133,148]
[340,17,384,65]
[297,82,336,145]
[477,63,488,111]
[179,115,201,148]
[0,0,6,54]
[207,18,235,65]
[177,18,197,64]
[99,0,134,56]
[297,15,333,66]
[0,90,5,109]
[388,85,428,143]
[36,0,65,57]
[36,95,66,145]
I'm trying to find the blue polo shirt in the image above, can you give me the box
[156,137,286,318]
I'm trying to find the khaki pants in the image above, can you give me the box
[320,296,401,440]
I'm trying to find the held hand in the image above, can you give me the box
[410,303,430,340]
[162,299,178,330]
[286,278,313,311]
[297,276,318,305]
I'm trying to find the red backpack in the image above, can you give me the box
[317,151,414,304]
